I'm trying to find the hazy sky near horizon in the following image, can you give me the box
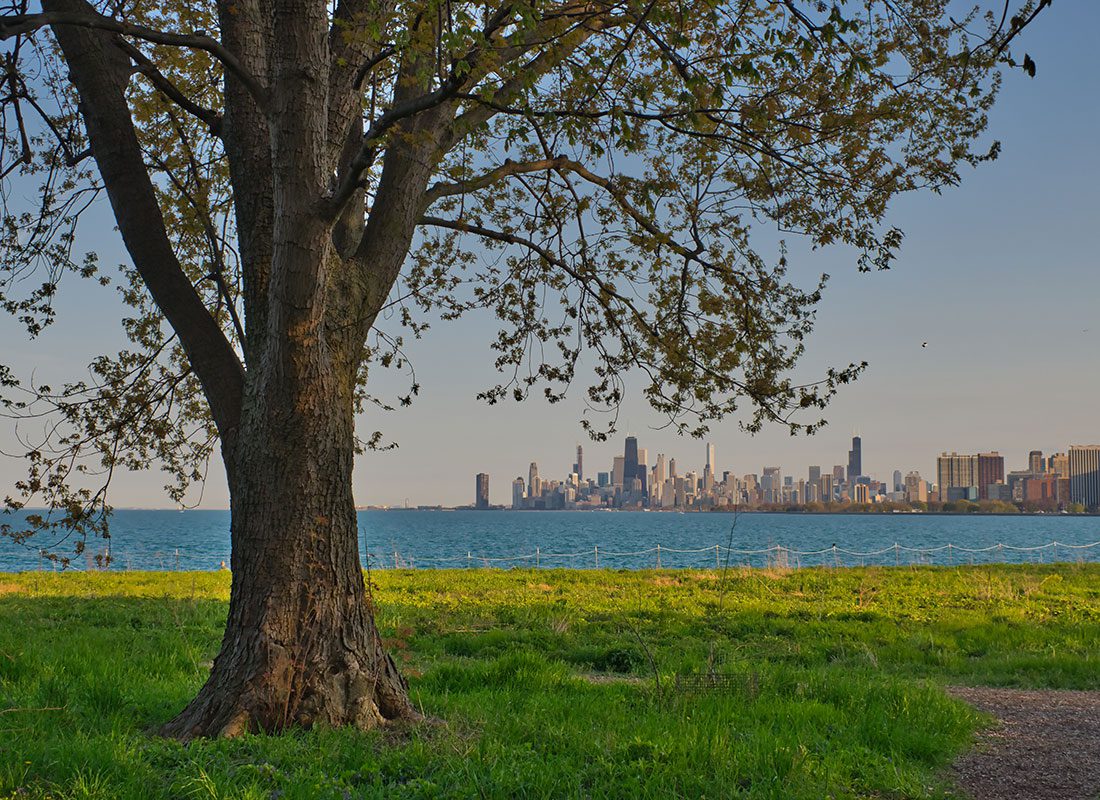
[1,2,1098,508]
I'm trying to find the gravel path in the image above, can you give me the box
[949,686,1100,800]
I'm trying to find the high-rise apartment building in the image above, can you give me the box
[706,443,717,476]
[847,436,862,481]
[1029,450,1045,474]
[904,471,928,503]
[977,452,1005,500]
[892,470,903,492]
[936,452,979,501]
[832,465,845,484]
[1069,445,1100,509]
[511,477,525,509]
[573,445,583,481]
[475,473,490,509]
[854,483,870,504]
[1049,452,1069,476]
[808,465,821,485]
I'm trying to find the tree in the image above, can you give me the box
[0,0,1047,737]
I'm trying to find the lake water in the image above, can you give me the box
[2,509,1099,571]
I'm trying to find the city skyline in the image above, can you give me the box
[453,435,1099,511]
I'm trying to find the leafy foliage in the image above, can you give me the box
[0,0,1048,560]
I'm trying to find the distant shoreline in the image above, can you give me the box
[18,506,1098,517]
[360,507,1099,517]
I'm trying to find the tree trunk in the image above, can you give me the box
[160,360,418,739]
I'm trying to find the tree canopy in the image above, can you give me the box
[0,0,1047,559]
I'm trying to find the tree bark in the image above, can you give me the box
[160,363,418,739]
[47,0,426,740]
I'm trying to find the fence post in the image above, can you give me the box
[997,543,1003,563]
[467,551,472,569]
[536,546,540,569]
[175,548,180,570]
[832,545,839,568]
[1053,541,1058,563]
[394,549,399,569]
[715,544,720,569]
[594,545,599,569]
[948,543,953,566]
[894,542,900,567]
[656,544,661,569]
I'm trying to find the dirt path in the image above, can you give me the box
[948,686,1100,800]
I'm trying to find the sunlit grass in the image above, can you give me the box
[0,564,1097,798]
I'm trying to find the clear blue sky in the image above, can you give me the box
[2,2,1097,507]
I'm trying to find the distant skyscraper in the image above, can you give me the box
[1049,452,1069,476]
[808,465,821,485]
[854,483,870,504]
[761,466,782,504]
[904,471,928,504]
[1069,445,1100,509]
[936,452,979,501]
[847,436,862,482]
[597,472,610,487]
[574,444,584,481]
[977,452,1005,500]
[475,473,490,509]
[706,443,716,476]
[612,456,625,487]
[528,462,541,500]
[655,453,667,485]
[624,436,640,488]
[832,464,845,483]
[1029,450,1044,474]
[511,477,525,509]
[669,458,678,478]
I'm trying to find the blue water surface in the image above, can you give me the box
[2,509,1098,571]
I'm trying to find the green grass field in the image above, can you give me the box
[0,564,1098,799]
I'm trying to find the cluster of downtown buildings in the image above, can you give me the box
[471,437,1100,512]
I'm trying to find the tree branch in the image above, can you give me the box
[418,214,796,427]
[114,38,223,135]
[424,157,570,204]
[44,0,245,449]
[0,9,268,110]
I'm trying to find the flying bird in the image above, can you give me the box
[921,342,928,348]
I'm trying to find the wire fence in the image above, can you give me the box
[19,539,1100,572]
[365,540,1100,570]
